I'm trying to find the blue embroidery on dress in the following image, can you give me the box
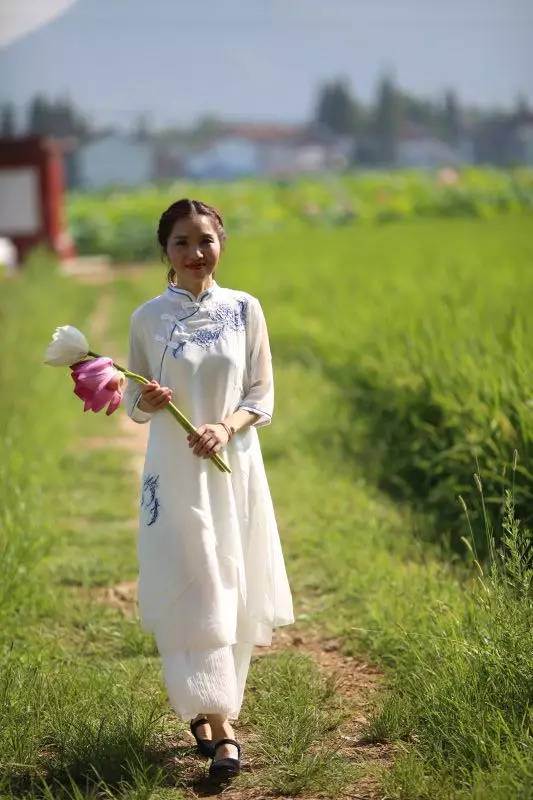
[165,297,248,358]
[141,474,160,526]
[207,299,248,330]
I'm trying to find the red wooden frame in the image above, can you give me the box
[0,136,76,263]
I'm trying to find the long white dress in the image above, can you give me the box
[123,279,295,720]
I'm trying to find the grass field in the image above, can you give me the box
[1,214,532,799]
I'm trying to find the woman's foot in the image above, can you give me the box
[209,738,241,782]
[206,715,240,761]
[213,739,239,761]
[190,714,211,742]
[190,715,215,757]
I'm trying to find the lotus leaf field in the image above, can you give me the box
[67,167,533,262]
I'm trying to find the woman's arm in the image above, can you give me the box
[123,311,155,424]
[222,407,261,434]
[233,296,274,429]
[187,296,272,458]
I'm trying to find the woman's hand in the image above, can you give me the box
[187,423,230,458]
[137,380,173,412]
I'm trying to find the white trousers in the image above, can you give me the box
[161,641,254,722]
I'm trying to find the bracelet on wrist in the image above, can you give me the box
[219,421,235,440]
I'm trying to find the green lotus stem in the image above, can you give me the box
[87,350,232,474]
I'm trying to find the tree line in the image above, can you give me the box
[313,73,531,164]
[0,95,89,140]
[2,74,530,166]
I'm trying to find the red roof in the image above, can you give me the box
[216,121,309,143]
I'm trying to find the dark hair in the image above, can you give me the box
[157,198,227,284]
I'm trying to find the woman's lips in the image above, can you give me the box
[186,263,204,270]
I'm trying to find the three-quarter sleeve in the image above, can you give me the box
[238,296,274,428]
[123,312,153,424]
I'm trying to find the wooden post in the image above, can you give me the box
[0,136,76,264]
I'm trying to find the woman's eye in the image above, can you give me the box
[174,239,212,246]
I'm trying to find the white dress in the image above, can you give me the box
[124,279,295,720]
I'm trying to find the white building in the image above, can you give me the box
[76,134,153,189]
[71,125,354,186]
[396,135,467,168]
[185,137,260,179]
[183,127,352,180]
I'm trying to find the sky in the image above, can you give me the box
[1,0,532,131]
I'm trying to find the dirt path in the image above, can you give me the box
[76,264,395,799]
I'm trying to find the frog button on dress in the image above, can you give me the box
[123,280,295,720]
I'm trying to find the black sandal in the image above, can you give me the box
[208,737,242,782]
[189,717,215,757]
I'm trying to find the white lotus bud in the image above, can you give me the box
[44,325,90,366]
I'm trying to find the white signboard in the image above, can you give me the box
[0,168,41,235]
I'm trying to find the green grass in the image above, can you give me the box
[1,214,532,798]
[237,651,359,795]
[234,215,533,556]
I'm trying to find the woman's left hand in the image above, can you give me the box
[188,423,230,458]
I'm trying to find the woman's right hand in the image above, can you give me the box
[137,380,173,412]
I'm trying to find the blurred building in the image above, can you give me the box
[475,111,533,166]
[66,124,353,187]
[396,131,472,168]
[353,119,473,169]
[152,141,188,182]
[74,133,153,189]
[185,135,259,179]
[182,123,352,180]
[62,112,533,189]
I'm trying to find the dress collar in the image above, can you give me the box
[165,280,220,303]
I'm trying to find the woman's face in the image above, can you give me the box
[165,213,221,283]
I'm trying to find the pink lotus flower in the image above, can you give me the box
[44,324,231,473]
[437,167,459,186]
[70,356,126,416]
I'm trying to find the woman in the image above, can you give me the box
[123,198,295,782]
